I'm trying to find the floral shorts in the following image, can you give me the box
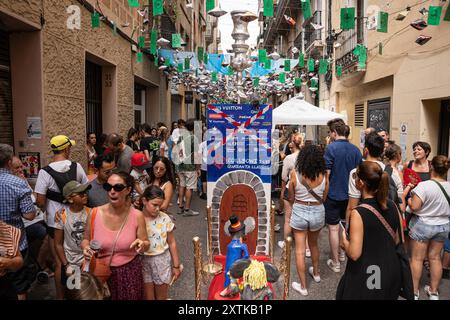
[141,250,172,285]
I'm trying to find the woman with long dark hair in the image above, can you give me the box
[149,156,175,212]
[86,132,97,175]
[288,145,328,296]
[337,161,402,300]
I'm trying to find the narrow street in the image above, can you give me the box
[28,192,450,300]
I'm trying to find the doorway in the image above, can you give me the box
[85,60,103,138]
[438,100,450,156]
[0,30,13,146]
[219,184,258,255]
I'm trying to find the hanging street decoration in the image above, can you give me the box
[128,0,140,8]
[206,0,215,13]
[353,44,367,70]
[150,30,158,54]
[308,58,315,72]
[284,59,291,72]
[341,7,355,30]
[410,19,428,30]
[301,0,312,20]
[263,0,274,17]
[377,11,388,33]
[319,59,328,75]
[138,35,145,48]
[92,12,100,28]
[416,35,432,45]
[153,0,163,16]
[172,33,182,48]
[284,15,296,26]
[336,65,343,78]
[136,52,143,63]
[428,6,442,26]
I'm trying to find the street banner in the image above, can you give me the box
[206,104,273,256]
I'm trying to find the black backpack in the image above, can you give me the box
[42,162,78,203]
[384,165,401,206]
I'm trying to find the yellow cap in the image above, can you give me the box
[50,135,76,151]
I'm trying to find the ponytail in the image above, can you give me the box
[376,172,389,210]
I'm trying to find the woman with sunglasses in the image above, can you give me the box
[337,161,402,300]
[149,156,175,212]
[81,172,149,300]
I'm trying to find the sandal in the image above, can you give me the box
[424,260,430,272]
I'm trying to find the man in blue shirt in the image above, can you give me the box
[323,120,362,273]
[0,144,36,299]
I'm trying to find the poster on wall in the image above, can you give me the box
[400,122,408,162]
[26,117,42,139]
[18,152,40,179]
[206,104,273,256]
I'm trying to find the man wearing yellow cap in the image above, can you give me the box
[35,135,88,299]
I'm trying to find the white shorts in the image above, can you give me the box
[141,250,172,285]
[179,171,197,190]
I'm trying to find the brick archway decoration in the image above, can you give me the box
[210,170,269,256]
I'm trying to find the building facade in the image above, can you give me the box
[0,0,218,170]
[331,0,450,159]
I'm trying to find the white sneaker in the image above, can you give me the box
[183,209,199,216]
[277,240,285,249]
[414,291,420,300]
[308,266,321,283]
[305,249,311,258]
[292,281,308,296]
[339,250,346,262]
[274,224,281,232]
[424,285,439,300]
[326,259,341,273]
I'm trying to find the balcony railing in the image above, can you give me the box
[303,10,322,52]
[335,29,360,73]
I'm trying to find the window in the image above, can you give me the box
[367,98,390,132]
[85,61,102,138]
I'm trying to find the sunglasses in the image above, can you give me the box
[103,183,127,192]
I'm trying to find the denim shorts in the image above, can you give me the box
[409,215,450,243]
[290,203,325,232]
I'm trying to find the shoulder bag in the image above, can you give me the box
[85,207,129,283]
[358,202,415,300]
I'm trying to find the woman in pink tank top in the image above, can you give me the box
[82,172,149,300]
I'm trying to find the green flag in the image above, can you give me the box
[138,36,145,48]
[263,0,274,17]
[177,63,183,73]
[341,7,355,30]
[137,52,143,63]
[184,58,190,70]
[253,77,260,87]
[92,12,100,28]
[336,65,342,77]
[164,58,171,67]
[172,33,181,48]
[264,59,271,69]
[428,6,442,26]
[197,47,204,63]
[279,72,286,83]
[378,42,383,55]
[298,53,305,68]
[308,58,315,72]
[310,78,317,88]
[153,0,163,16]
[294,78,301,88]
[112,22,117,36]
[128,0,139,7]
[445,4,450,21]
[150,30,158,54]
[212,72,218,82]
[204,53,208,64]
[227,66,233,75]
[301,0,312,20]
[319,59,328,74]
[259,49,267,63]
[154,54,158,66]
[206,0,215,12]
[284,59,291,72]
[377,11,388,33]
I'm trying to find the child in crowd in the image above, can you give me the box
[130,153,151,196]
[141,185,182,300]
[54,181,92,294]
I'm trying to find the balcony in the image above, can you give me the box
[335,29,366,84]
[303,10,323,53]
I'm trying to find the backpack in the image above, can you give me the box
[384,164,401,206]
[42,162,78,203]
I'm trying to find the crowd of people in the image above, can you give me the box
[0,118,204,300]
[1,115,450,301]
[276,119,450,300]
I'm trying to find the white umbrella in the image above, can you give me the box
[272,95,347,127]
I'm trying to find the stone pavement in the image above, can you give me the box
[28,193,450,300]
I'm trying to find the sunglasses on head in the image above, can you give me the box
[103,183,127,192]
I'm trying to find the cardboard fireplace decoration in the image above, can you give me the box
[191,103,284,300]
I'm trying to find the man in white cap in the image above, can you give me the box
[35,135,88,299]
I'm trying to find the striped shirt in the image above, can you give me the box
[0,220,21,258]
[0,168,35,251]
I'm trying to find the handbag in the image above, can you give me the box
[358,202,415,300]
[84,208,129,283]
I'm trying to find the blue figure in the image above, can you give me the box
[220,215,255,297]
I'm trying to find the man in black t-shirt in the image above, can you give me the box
[140,123,160,163]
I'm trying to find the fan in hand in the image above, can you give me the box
[403,168,421,188]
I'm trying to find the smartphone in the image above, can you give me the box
[339,220,349,239]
